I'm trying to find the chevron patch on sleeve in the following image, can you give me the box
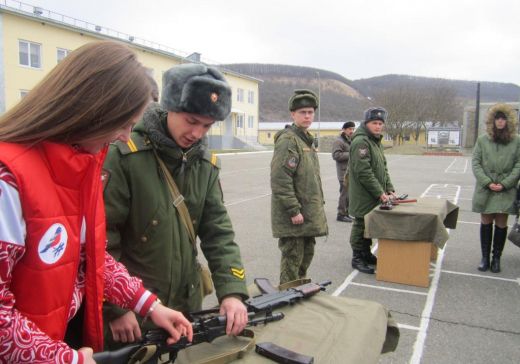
[230,267,245,280]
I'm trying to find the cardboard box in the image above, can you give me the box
[376,239,436,287]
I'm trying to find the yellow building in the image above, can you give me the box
[0,1,261,149]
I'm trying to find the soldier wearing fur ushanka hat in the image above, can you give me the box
[102,61,250,344]
[161,63,232,121]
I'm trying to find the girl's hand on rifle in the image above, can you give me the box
[78,347,96,364]
[149,304,193,344]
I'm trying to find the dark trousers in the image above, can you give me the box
[349,216,372,251]
[337,181,349,216]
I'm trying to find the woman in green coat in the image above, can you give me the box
[472,103,520,273]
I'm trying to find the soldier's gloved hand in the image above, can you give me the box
[220,296,248,336]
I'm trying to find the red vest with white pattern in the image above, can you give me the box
[0,141,107,352]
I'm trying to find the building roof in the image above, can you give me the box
[0,1,261,83]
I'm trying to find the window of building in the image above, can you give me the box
[56,48,70,63]
[20,90,29,99]
[248,90,255,104]
[237,88,244,102]
[145,67,154,77]
[384,134,392,141]
[236,114,244,128]
[19,40,41,68]
[267,132,271,138]
[247,115,254,128]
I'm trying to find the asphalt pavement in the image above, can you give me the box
[203,151,520,364]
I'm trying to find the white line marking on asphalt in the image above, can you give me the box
[458,220,480,225]
[332,244,379,296]
[332,270,359,297]
[411,184,460,364]
[444,159,458,173]
[448,159,470,174]
[224,193,271,207]
[350,282,428,296]
[442,270,519,283]
[398,324,421,331]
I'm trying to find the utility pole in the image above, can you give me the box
[316,71,321,150]
[474,82,480,146]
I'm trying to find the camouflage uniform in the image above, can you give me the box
[271,124,328,284]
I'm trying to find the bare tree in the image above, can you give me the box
[373,84,461,145]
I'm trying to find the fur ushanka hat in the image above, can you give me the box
[161,63,232,121]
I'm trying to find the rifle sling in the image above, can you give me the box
[151,146,197,247]
[189,329,256,364]
[152,146,254,364]
[128,344,158,364]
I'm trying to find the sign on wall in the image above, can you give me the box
[427,129,461,146]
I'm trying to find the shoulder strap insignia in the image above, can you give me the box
[202,150,221,168]
[113,135,152,155]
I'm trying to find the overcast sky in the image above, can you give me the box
[29,0,520,86]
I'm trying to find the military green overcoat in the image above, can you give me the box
[270,125,328,238]
[472,103,520,214]
[348,124,394,218]
[102,104,248,326]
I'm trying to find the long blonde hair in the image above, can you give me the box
[0,41,151,144]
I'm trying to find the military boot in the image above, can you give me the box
[478,223,492,271]
[490,226,507,273]
[352,250,375,274]
[363,248,378,267]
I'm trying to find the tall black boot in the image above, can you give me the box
[491,226,507,273]
[478,223,493,271]
[363,247,378,267]
[352,250,375,274]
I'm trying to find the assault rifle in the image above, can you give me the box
[246,279,331,312]
[93,279,331,364]
[93,310,284,364]
[380,193,417,210]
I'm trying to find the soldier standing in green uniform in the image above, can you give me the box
[102,64,249,347]
[271,90,328,285]
[349,107,396,274]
